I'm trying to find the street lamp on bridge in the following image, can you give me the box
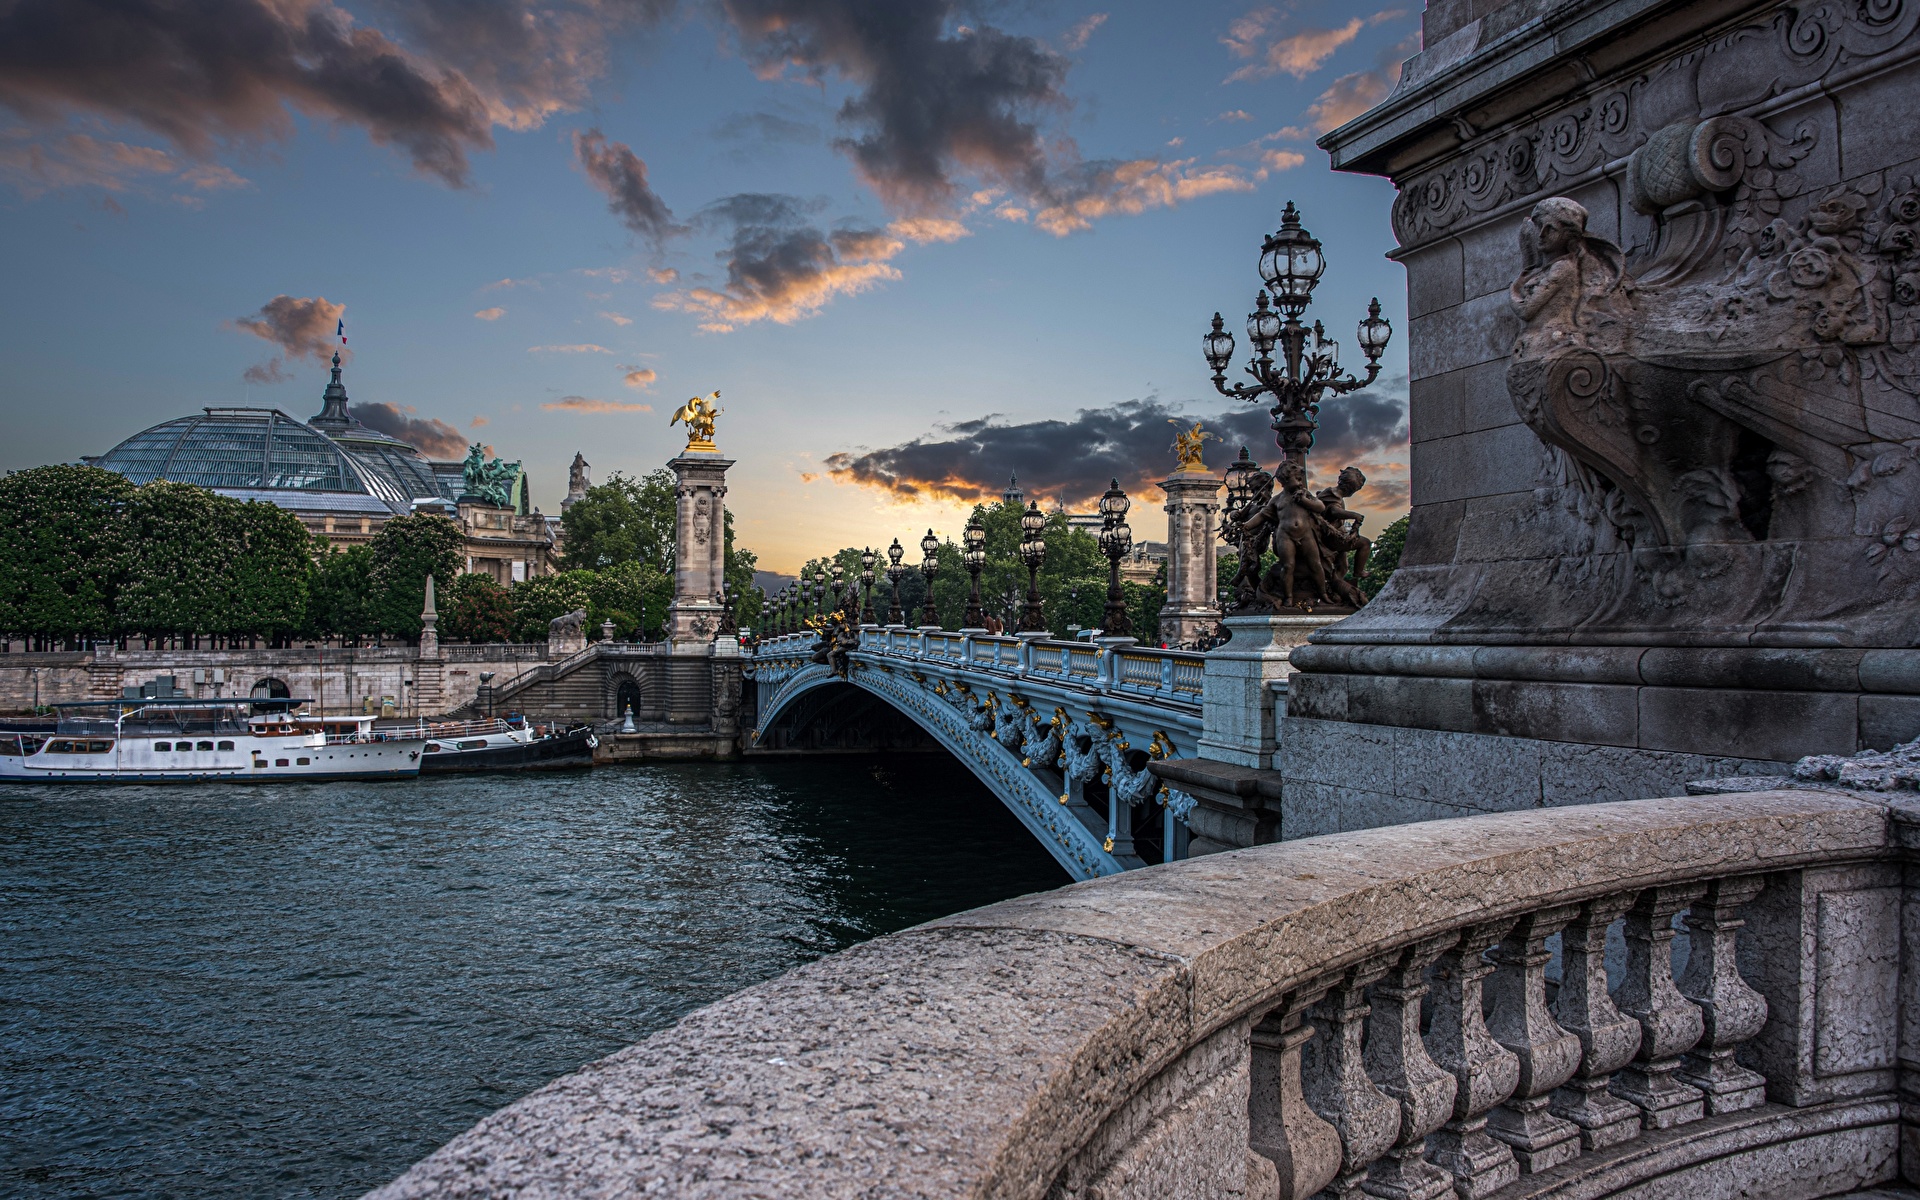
[859,546,877,625]
[919,529,940,627]
[829,560,846,617]
[1017,501,1047,633]
[812,569,827,622]
[884,538,906,625]
[1098,479,1133,639]
[963,515,987,630]
[1201,200,1392,466]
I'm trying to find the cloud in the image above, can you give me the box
[888,216,970,243]
[1301,61,1402,132]
[652,192,906,332]
[1225,13,1365,82]
[646,266,679,284]
[1033,158,1254,236]
[0,131,252,201]
[824,390,1407,507]
[721,0,1070,216]
[621,366,658,389]
[1214,109,1254,123]
[528,343,612,353]
[541,396,654,413]
[573,127,684,247]
[471,415,490,427]
[350,402,470,458]
[599,310,633,326]
[0,0,499,187]
[1256,148,1306,178]
[474,306,506,320]
[228,294,344,383]
[1063,13,1108,51]
[711,110,823,145]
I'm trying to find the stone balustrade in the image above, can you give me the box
[371,788,1919,1199]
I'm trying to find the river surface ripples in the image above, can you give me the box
[0,757,1066,1199]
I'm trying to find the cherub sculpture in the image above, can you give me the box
[1509,196,1631,358]
[670,390,722,447]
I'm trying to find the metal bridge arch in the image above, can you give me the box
[755,660,1123,879]
[750,630,1210,882]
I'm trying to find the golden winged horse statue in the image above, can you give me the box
[671,390,722,449]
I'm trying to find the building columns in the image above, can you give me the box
[1158,468,1224,648]
[666,449,733,654]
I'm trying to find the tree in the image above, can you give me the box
[559,470,675,570]
[586,560,670,640]
[224,499,311,640]
[1359,514,1409,599]
[0,465,134,645]
[307,544,375,639]
[367,513,464,639]
[509,571,594,642]
[118,482,235,640]
[442,572,514,642]
[722,511,763,631]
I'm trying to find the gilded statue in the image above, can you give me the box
[671,390,722,449]
[1168,419,1216,470]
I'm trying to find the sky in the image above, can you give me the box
[0,0,1418,574]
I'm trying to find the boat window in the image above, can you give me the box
[20,736,44,756]
[87,740,113,754]
[423,743,442,753]
[47,740,76,754]
[0,736,19,756]
[296,757,310,765]
[154,742,172,752]
[218,740,235,751]
[458,740,489,751]
[197,741,214,751]
[275,759,289,767]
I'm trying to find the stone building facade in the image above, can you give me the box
[1284,0,1920,829]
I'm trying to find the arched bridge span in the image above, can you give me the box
[748,628,1207,881]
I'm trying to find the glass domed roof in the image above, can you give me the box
[94,408,363,493]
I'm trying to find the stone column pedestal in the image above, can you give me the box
[1158,468,1224,648]
[1198,614,1341,768]
[665,449,733,654]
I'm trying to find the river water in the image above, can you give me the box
[0,758,1067,1199]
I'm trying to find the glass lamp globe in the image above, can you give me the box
[1259,201,1326,316]
[1203,313,1235,374]
[1020,500,1046,541]
[1098,478,1130,523]
[920,528,939,560]
[1246,292,1282,356]
[860,545,876,572]
[1357,296,1393,361]
[887,537,904,567]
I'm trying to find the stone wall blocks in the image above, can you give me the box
[1638,688,1859,762]
[1345,675,1476,734]
[1471,645,1647,686]
[1391,725,1545,810]
[1472,679,1640,748]
[1860,651,1920,695]
[1286,673,1350,723]
[1276,716,1395,790]
[1405,235,1466,318]
[1859,695,1920,753]
[1411,423,1549,506]
[1401,501,1467,569]
[1639,648,1867,694]
[1408,291,1519,382]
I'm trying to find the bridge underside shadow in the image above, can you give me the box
[750,681,941,753]
[753,664,1127,880]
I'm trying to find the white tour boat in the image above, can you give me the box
[0,698,425,783]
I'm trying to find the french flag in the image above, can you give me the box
[337,318,347,346]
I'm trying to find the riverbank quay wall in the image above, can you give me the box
[1270,0,1920,832]
[372,787,1920,1200]
[0,644,554,717]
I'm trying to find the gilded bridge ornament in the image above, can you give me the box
[1168,419,1216,470]
[671,390,722,450]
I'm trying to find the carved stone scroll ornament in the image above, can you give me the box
[1505,142,1920,634]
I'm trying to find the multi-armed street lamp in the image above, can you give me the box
[918,529,941,626]
[1017,501,1048,633]
[1098,479,1133,638]
[858,547,877,625]
[962,515,987,630]
[1202,201,1393,465]
[829,561,846,616]
[884,538,906,624]
[812,568,828,622]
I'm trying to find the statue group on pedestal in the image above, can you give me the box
[1222,461,1373,613]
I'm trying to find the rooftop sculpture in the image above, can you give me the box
[459,444,521,508]
[670,390,722,451]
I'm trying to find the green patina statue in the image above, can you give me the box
[460,444,521,508]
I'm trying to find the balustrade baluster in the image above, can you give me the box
[1361,935,1458,1200]
[1610,884,1707,1129]
[1676,876,1770,1114]
[1300,956,1399,1200]
[1549,893,1644,1150]
[1424,920,1520,1197]
[1484,907,1583,1173]
[1250,984,1343,1199]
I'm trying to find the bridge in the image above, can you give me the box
[748,627,1209,880]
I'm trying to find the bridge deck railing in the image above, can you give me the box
[373,788,1916,1200]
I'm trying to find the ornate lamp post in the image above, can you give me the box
[884,538,906,625]
[1017,500,1047,633]
[918,529,940,627]
[829,561,846,616]
[1098,479,1133,638]
[1203,201,1392,467]
[962,515,987,630]
[812,570,827,621]
[858,546,877,625]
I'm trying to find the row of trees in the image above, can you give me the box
[0,464,767,646]
[786,503,1410,645]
